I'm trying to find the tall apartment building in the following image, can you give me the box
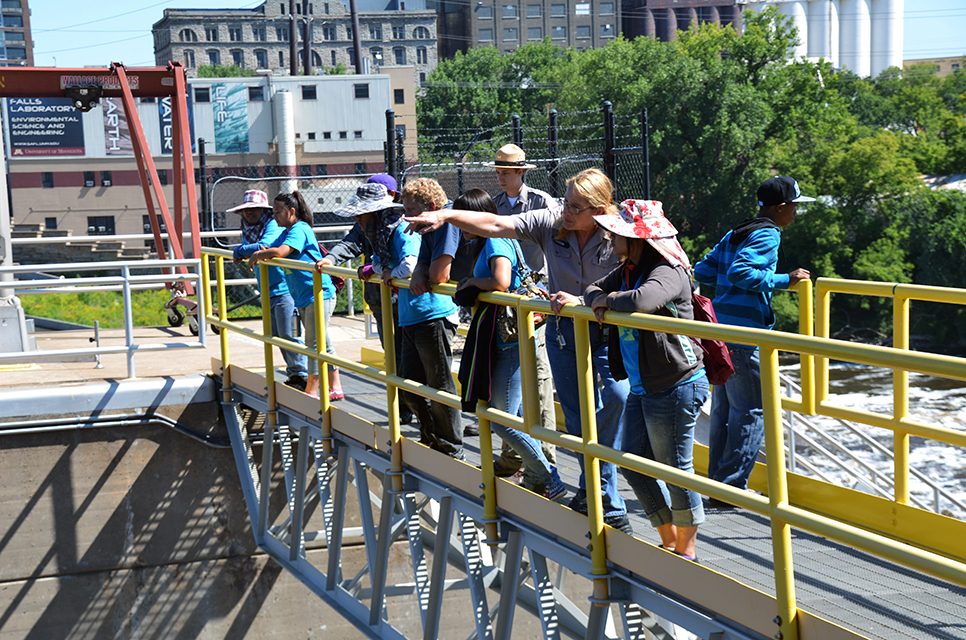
[0,0,32,67]
[153,0,438,86]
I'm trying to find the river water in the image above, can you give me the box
[781,363,966,518]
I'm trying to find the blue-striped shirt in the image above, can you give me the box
[693,226,790,338]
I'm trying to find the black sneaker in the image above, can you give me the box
[400,411,414,425]
[463,425,479,437]
[285,376,308,392]
[604,513,634,536]
[567,488,588,515]
[493,456,522,477]
[707,498,736,510]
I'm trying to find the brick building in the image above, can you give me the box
[152,0,438,87]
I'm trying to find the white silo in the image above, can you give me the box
[870,0,903,76]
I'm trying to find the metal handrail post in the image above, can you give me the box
[574,317,609,604]
[762,345,799,640]
[216,255,232,400]
[261,263,277,428]
[315,272,331,420]
[815,280,831,404]
[381,278,403,492]
[893,293,911,504]
[517,308,539,436]
[122,265,136,379]
[797,278,815,415]
[477,403,499,545]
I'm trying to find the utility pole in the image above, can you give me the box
[349,0,363,75]
[289,0,298,76]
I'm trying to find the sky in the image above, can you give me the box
[29,0,966,69]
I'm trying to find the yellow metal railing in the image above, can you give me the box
[203,247,966,640]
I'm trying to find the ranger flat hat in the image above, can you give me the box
[484,144,537,169]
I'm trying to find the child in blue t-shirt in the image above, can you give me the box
[455,189,565,501]
[250,191,342,400]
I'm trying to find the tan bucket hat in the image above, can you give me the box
[483,143,537,169]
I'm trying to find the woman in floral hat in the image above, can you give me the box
[583,200,708,561]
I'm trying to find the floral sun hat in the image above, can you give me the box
[227,190,271,212]
[593,199,691,269]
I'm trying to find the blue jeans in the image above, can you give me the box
[270,293,307,379]
[707,346,763,489]
[622,376,709,528]
[546,317,629,517]
[489,344,553,488]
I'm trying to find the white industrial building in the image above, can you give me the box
[742,0,903,77]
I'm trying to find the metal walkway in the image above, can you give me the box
[222,365,966,640]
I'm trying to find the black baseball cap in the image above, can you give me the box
[757,176,815,207]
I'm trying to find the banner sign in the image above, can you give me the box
[7,97,85,156]
[212,83,248,154]
[103,96,133,156]
[158,94,195,155]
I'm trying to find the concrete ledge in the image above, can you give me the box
[0,373,217,421]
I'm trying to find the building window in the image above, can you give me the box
[416,46,427,64]
[207,50,220,65]
[277,26,289,41]
[323,26,335,40]
[600,23,614,37]
[158,169,168,186]
[324,3,329,13]
[954,63,961,71]
[229,27,242,41]
[255,49,268,68]
[475,6,491,19]
[551,25,566,39]
[42,172,53,189]
[503,27,518,41]
[575,2,590,14]
[45,217,57,230]
[370,47,384,66]
[331,50,337,66]
[339,131,348,139]
[419,72,426,83]
[346,25,353,39]
[392,25,404,38]
[502,4,517,18]
[394,47,406,65]
[205,27,218,41]
[83,171,95,187]
[394,88,405,104]
[348,48,356,66]
[253,26,266,41]
[528,27,542,39]
[300,164,313,177]
[4,15,22,27]
[302,84,318,99]
[249,86,265,101]
[280,3,285,14]
[232,50,244,67]
[180,29,198,42]
[6,47,25,60]
[101,171,113,187]
[551,3,565,16]
[89,216,116,236]
[354,83,370,99]
[355,162,366,174]
[315,164,328,176]
[413,26,430,39]
[526,3,541,17]
[600,2,614,14]
[279,51,285,66]
[308,132,316,140]
[184,50,195,67]
[479,29,493,41]
[323,132,332,139]
[369,25,382,40]
[195,87,210,102]
[576,25,590,38]
[354,130,363,139]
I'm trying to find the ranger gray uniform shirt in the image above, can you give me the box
[512,206,620,297]
[493,184,553,274]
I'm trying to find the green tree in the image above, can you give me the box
[196,64,256,78]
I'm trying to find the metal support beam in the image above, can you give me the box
[404,493,431,629]
[326,444,351,591]
[460,515,494,640]
[423,496,454,640]
[493,530,524,640]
